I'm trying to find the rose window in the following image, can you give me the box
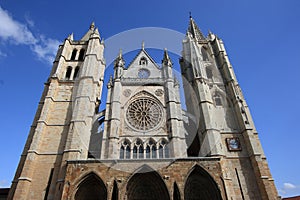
[126,98,162,131]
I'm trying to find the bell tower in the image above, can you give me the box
[8,23,105,199]
[180,16,279,199]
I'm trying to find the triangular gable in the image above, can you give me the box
[123,49,162,79]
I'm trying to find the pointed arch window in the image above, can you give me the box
[65,66,72,80]
[73,66,80,79]
[146,146,151,158]
[158,139,169,158]
[151,145,157,158]
[133,139,144,159]
[120,146,124,159]
[78,49,85,61]
[138,145,144,159]
[120,139,131,159]
[147,139,157,159]
[70,49,77,60]
[133,146,138,159]
[139,57,148,66]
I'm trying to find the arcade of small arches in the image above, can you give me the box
[119,138,169,159]
[73,165,222,200]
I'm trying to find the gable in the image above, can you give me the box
[123,49,162,79]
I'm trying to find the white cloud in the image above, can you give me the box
[279,182,300,197]
[284,183,297,190]
[31,35,60,64]
[25,13,35,27]
[0,179,10,188]
[0,6,36,45]
[0,6,60,65]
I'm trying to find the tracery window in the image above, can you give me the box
[158,139,169,158]
[120,139,131,159]
[126,98,163,131]
[131,138,144,159]
[146,139,157,159]
[120,138,168,159]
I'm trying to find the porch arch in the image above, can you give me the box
[75,173,107,200]
[184,165,222,200]
[126,165,170,200]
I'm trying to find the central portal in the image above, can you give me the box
[126,169,170,200]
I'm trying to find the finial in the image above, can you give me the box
[189,11,192,19]
[163,48,169,59]
[108,75,113,88]
[142,41,145,50]
[90,22,95,30]
[94,28,100,35]
[163,48,172,66]
[118,48,123,58]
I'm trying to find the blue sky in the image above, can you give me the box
[0,0,300,197]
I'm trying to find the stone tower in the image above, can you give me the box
[8,23,106,199]
[8,19,279,200]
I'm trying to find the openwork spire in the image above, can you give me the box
[188,17,206,41]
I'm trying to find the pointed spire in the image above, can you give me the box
[114,49,125,68]
[118,48,123,58]
[188,17,206,41]
[81,22,100,41]
[90,22,95,31]
[90,28,100,39]
[142,41,145,50]
[162,48,172,67]
[108,75,113,88]
[67,33,74,41]
[94,28,100,35]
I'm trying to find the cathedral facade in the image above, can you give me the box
[8,18,279,200]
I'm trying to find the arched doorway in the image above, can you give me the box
[126,166,170,200]
[75,173,107,200]
[184,165,222,200]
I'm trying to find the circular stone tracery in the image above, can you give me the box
[126,98,162,131]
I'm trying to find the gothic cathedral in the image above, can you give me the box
[8,18,279,199]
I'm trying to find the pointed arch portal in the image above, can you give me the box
[184,165,222,200]
[126,166,170,200]
[75,173,107,200]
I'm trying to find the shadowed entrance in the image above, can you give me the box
[75,173,107,200]
[126,166,170,200]
[184,165,222,200]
